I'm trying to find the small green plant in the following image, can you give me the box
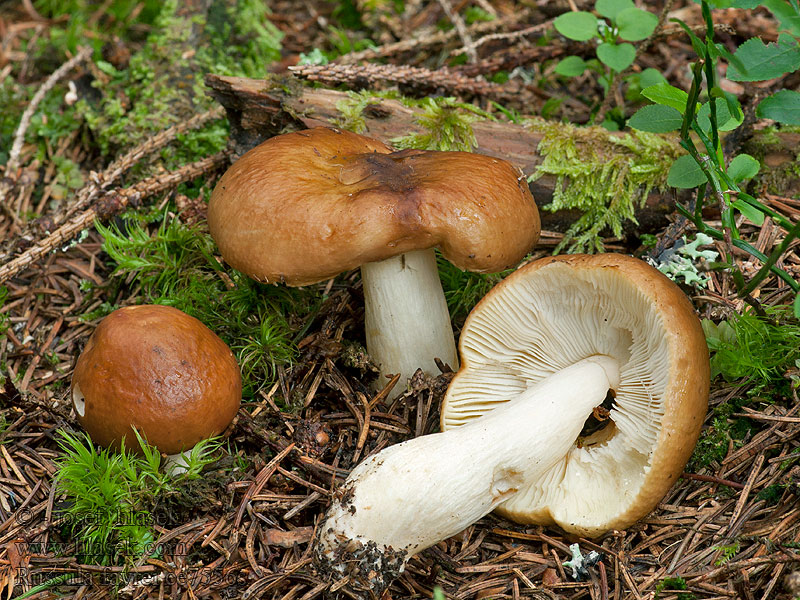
[96,212,315,395]
[654,576,696,600]
[54,429,220,567]
[702,305,800,388]
[713,540,740,565]
[393,97,493,152]
[553,0,661,124]
[628,0,800,315]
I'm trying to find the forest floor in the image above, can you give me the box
[2,0,800,599]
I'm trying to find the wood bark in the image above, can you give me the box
[204,74,797,237]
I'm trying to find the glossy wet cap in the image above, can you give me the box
[71,305,242,454]
[441,253,710,537]
[207,127,540,286]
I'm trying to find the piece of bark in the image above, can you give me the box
[261,527,314,548]
[204,74,798,236]
[205,74,681,237]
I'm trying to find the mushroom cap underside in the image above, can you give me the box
[441,253,710,537]
[72,305,242,454]
[208,127,540,286]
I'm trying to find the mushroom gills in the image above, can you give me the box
[444,262,674,533]
[72,383,86,418]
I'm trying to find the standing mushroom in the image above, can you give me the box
[207,127,539,387]
[71,305,241,467]
[315,254,709,590]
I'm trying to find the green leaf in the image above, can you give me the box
[712,88,745,126]
[596,0,634,19]
[726,34,800,81]
[554,55,588,76]
[628,104,683,132]
[697,98,742,132]
[732,198,765,225]
[639,68,667,88]
[728,154,760,183]
[597,42,636,71]
[696,0,762,7]
[763,0,800,36]
[757,90,800,125]
[794,293,800,320]
[616,7,659,41]
[641,82,690,113]
[668,154,708,188]
[554,11,599,41]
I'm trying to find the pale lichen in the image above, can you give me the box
[526,118,684,253]
[647,233,718,288]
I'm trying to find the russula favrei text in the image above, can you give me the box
[207,127,540,387]
[71,305,241,466]
[315,253,709,589]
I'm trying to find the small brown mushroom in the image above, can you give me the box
[71,305,241,461]
[208,126,540,387]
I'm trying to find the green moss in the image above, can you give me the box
[33,0,161,54]
[689,396,753,472]
[703,305,800,393]
[95,211,318,396]
[333,90,400,133]
[79,0,282,171]
[0,79,84,167]
[393,97,493,152]
[526,118,683,253]
[654,576,695,600]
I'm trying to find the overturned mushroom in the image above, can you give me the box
[207,127,539,387]
[71,305,241,467]
[315,254,709,590]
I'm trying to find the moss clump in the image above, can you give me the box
[334,90,400,134]
[95,211,318,396]
[526,118,683,253]
[655,576,695,600]
[393,97,493,152]
[79,0,282,169]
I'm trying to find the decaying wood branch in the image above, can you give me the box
[288,63,534,107]
[205,74,800,237]
[205,73,682,235]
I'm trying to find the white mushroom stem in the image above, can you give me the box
[361,247,459,388]
[164,451,194,475]
[317,356,620,566]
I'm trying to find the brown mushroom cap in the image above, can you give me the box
[441,253,709,537]
[207,127,540,286]
[71,305,241,454]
